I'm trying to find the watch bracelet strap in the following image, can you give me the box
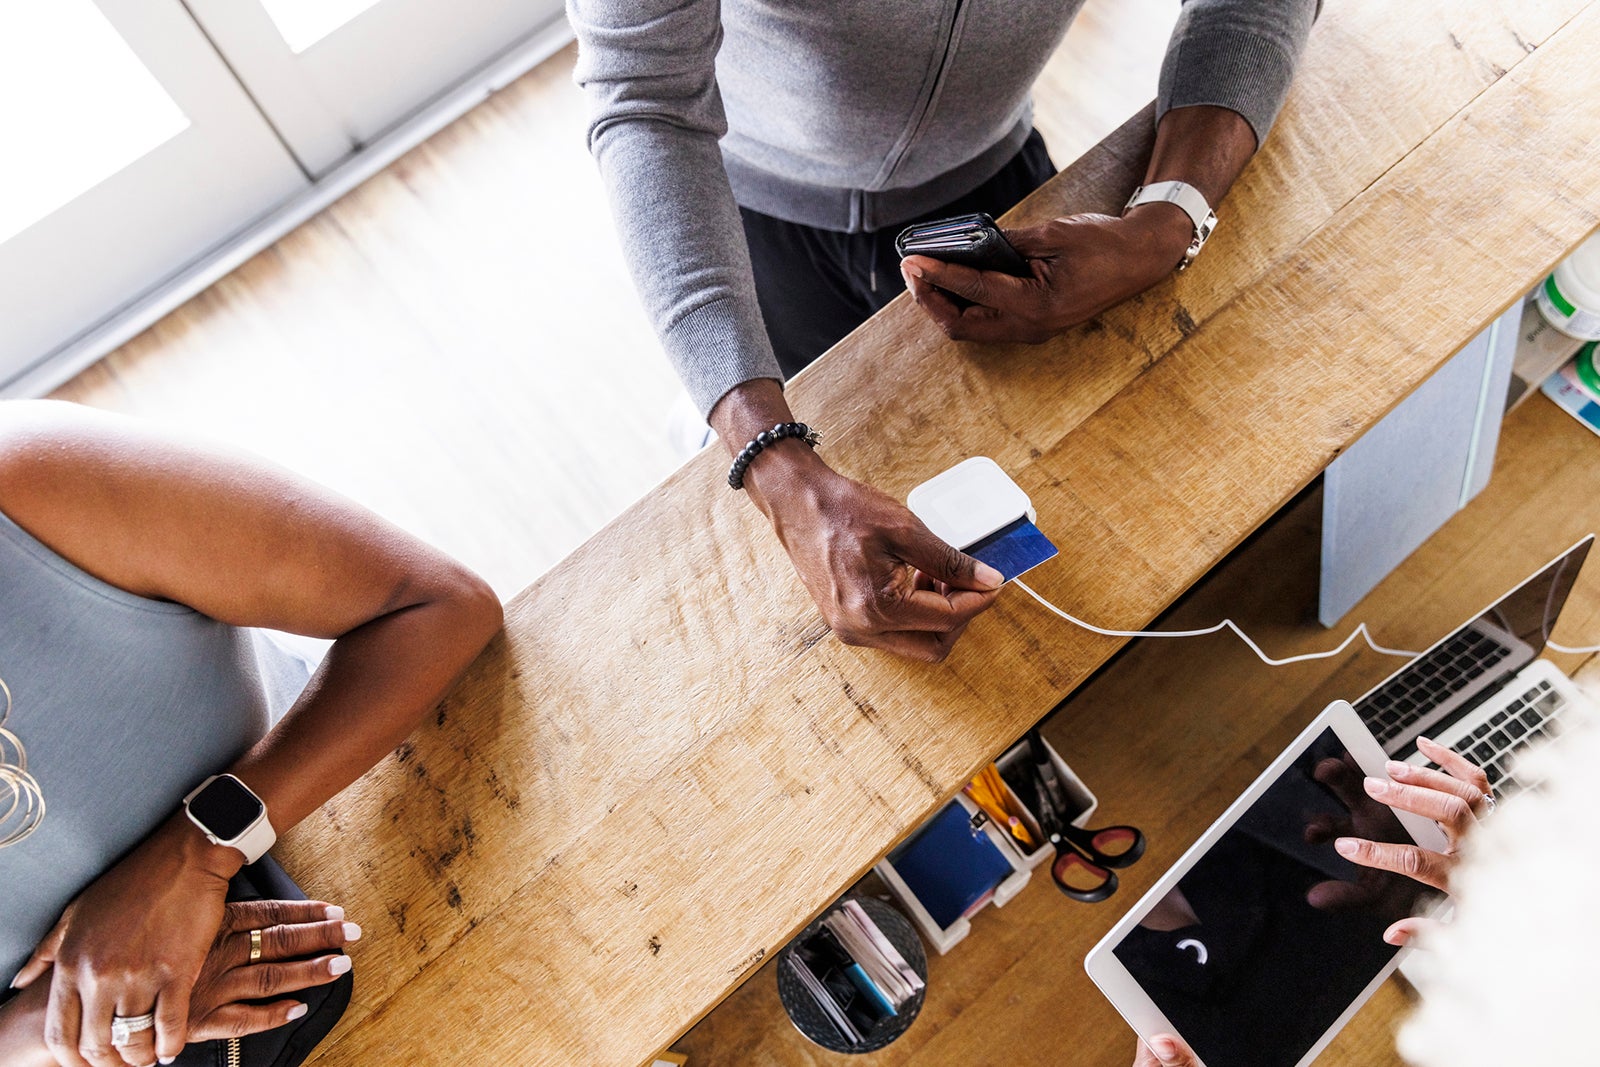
[1123,180,1217,272]
[235,816,278,865]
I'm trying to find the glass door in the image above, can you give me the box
[0,0,307,386]
[184,0,567,175]
[0,0,567,391]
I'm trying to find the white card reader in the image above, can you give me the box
[906,456,1036,549]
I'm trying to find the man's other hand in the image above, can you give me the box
[901,208,1192,344]
[711,380,1002,662]
[903,104,1258,347]
[765,455,1003,661]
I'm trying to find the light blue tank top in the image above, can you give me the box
[0,507,309,981]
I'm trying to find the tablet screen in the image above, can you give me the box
[1111,728,1431,1067]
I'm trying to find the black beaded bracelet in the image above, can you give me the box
[727,422,822,490]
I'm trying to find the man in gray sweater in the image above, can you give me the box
[570,0,1317,662]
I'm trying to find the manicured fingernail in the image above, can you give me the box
[1335,837,1358,857]
[329,955,353,976]
[1417,735,1436,747]
[1383,926,1409,946]
[1152,1036,1183,1065]
[160,1058,176,1065]
[7,973,19,989]
[974,562,1004,589]
[341,922,362,942]
[324,905,345,921]
[286,1003,308,1022]
[1385,760,1410,778]
[1363,776,1388,796]
[904,262,924,279]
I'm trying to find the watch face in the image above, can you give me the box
[189,775,264,841]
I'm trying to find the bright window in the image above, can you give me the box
[0,0,189,244]
[258,0,385,53]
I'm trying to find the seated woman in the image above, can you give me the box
[0,400,502,1067]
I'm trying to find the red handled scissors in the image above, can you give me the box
[1025,731,1146,903]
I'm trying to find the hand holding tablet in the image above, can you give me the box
[1086,701,1450,1067]
[1132,1034,1202,1067]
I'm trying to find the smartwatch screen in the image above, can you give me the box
[190,775,264,840]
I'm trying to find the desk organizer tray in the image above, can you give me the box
[875,735,1097,954]
[991,734,1098,873]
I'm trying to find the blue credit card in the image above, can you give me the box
[964,517,1058,582]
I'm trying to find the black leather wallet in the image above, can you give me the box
[894,212,1030,278]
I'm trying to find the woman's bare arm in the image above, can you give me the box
[0,399,502,1066]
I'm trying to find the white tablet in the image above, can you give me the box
[1085,700,1448,1067]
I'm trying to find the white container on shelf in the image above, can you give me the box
[1536,233,1600,340]
[992,735,1099,872]
[874,736,1098,955]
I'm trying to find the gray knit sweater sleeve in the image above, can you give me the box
[571,0,1319,419]
[568,0,780,418]
[1158,0,1320,146]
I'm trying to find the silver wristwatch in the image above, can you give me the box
[1123,180,1217,273]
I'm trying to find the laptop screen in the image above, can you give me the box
[1354,537,1592,753]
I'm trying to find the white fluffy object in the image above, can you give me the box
[1398,708,1600,1065]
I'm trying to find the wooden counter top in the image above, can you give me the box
[285,1,1600,1062]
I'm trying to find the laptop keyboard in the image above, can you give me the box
[1362,629,1512,748]
[1437,678,1569,799]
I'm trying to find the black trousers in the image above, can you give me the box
[740,129,1058,380]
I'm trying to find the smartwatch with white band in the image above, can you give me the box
[1123,180,1218,273]
[183,773,276,864]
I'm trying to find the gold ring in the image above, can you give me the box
[249,928,264,963]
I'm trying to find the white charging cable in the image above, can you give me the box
[1548,639,1600,654]
[1013,579,1600,664]
[1011,579,1421,667]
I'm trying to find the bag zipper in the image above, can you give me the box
[225,1038,242,1067]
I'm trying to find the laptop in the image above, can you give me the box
[1353,536,1596,798]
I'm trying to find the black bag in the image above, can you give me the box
[171,856,353,1067]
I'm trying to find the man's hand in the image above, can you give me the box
[902,209,1192,343]
[904,104,1257,346]
[764,457,1002,660]
[709,379,1002,662]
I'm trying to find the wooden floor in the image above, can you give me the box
[47,0,1176,598]
[672,393,1600,1065]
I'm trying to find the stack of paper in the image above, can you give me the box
[786,954,864,1044]
[1543,342,1600,438]
[823,901,925,1011]
[786,901,925,1048]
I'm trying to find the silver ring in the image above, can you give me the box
[1479,791,1496,815]
[110,1012,156,1047]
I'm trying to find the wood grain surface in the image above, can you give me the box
[277,1,1600,1063]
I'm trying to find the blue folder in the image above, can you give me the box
[890,801,1014,929]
